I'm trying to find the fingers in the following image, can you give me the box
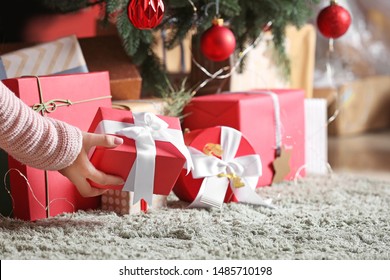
[88,167,125,187]
[60,157,125,198]
[60,167,107,197]
[59,132,126,198]
[62,169,124,198]
[72,177,109,198]
[83,132,123,150]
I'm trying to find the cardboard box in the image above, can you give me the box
[78,35,142,100]
[313,76,390,136]
[2,71,112,221]
[88,107,189,210]
[153,30,192,74]
[182,90,306,187]
[230,24,316,98]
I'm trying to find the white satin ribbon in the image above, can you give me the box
[94,112,193,205]
[188,126,273,209]
[253,91,282,156]
[223,90,282,156]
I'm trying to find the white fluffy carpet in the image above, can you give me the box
[0,174,389,260]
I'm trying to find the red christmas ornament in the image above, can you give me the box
[128,0,165,30]
[317,0,351,39]
[200,18,236,62]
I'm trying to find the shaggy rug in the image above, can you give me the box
[0,173,389,260]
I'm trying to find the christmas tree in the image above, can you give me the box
[39,0,319,94]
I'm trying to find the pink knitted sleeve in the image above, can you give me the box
[0,81,82,170]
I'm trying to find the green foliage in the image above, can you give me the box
[39,0,319,94]
[159,77,195,118]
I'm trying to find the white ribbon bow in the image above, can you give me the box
[94,112,193,205]
[188,126,273,209]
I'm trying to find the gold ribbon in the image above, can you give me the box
[217,173,245,188]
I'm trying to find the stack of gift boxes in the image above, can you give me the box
[0,30,328,221]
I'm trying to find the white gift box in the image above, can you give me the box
[304,98,328,175]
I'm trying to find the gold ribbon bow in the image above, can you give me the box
[203,143,245,188]
[203,143,223,157]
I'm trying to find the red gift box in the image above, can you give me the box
[182,90,305,187]
[2,72,112,221]
[88,107,191,210]
[173,126,272,208]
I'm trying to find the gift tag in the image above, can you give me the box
[272,147,292,184]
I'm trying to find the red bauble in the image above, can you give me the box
[200,18,236,62]
[128,0,165,30]
[317,1,351,39]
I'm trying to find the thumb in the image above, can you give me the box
[83,132,124,149]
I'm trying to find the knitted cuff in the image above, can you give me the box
[45,118,83,170]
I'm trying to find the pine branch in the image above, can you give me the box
[105,0,127,14]
[159,76,195,119]
[38,0,320,93]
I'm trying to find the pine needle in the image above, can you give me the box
[159,76,196,119]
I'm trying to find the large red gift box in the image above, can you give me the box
[88,107,191,210]
[174,126,272,208]
[2,72,112,221]
[182,90,305,187]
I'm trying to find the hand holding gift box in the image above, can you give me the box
[88,107,193,208]
[174,126,273,209]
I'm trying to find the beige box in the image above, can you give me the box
[313,76,390,136]
[153,30,192,74]
[231,24,316,98]
[101,190,167,215]
[112,98,165,114]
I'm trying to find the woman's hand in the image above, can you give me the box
[59,132,124,197]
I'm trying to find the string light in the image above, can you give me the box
[2,168,75,221]
[190,19,339,187]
